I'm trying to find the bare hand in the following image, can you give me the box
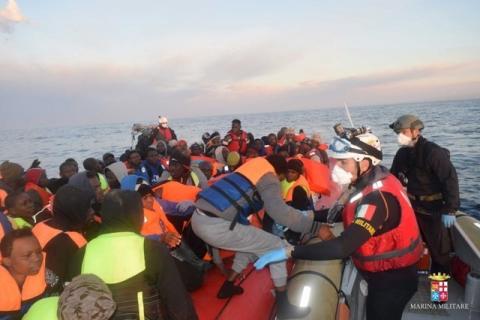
[161,232,182,248]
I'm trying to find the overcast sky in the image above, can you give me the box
[1,0,479,129]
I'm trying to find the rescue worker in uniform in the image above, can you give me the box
[192,155,328,319]
[390,114,459,273]
[255,131,423,320]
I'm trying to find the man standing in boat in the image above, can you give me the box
[389,115,460,274]
[223,119,249,156]
[255,128,423,320]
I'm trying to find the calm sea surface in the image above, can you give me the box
[1,99,479,217]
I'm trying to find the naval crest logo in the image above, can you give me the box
[429,273,450,302]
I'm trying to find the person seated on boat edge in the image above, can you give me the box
[104,162,128,190]
[255,131,422,320]
[23,274,116,320]
[68,190,198,320]
[121,176,206,291]
[390,115,459,274]
[47,161,77,194]
[0,162,26,210]
[102,152,116,167]
[23,168,52,209]
[223,119,249,156]
[155,116,177,143]
[32,185,92,295]
[192,155,331,319]
[158,149,208,189]
[142,148,165,186]
[0,229,46,319]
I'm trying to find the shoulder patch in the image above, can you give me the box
[355,204,377,221]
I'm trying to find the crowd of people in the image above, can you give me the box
[0,114,459,320]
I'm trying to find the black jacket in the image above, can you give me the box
[390,136,459,214]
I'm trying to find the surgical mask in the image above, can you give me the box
[397,133,414,147]
[331,165,353,186]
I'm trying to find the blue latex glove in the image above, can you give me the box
[441,214,455,228]
[254,247,288,270]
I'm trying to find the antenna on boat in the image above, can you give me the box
[344,102,354,127]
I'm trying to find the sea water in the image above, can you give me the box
[1,99,479,218]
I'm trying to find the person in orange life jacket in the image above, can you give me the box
[390,115,459,274]
[223,119,249,155]
[123,177,206,291]
[0,229,46,319]
[0,161,25,210]
[255,131,422,320]
[104,161,128,189]
[309,132,329,165]
[47,161,77,194]
[156,116,177,143]
[23,168,52,208]
[193,155,331,319]
[142,148,165,186]
[68,190,198,320]
[32,185,93,294]
[102,152,116,167]
[159,150,208,189]
[265,133,281,155]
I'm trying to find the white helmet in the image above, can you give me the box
[329,133,382,166]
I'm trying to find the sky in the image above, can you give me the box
[0,0,479,129]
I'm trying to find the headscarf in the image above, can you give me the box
[58,274,116,320]
[53,185,93,231]
[68,171,97,200]
[100,189,143,234]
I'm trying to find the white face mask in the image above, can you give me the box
[397,133,414,147]
[331,164,353,186]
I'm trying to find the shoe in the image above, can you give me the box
[217,280,244,299]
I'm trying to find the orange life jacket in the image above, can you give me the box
[226,130,248,155]
[284,175,311,202]
[141,200,177,236]
[0,258,46,312]
[24,183,52,207]
[299,158,331,196]
[0,188,8,209]
[343,174,423,272]
[191,155,221,177]
[153,181,200,202]
[32,220,87,249]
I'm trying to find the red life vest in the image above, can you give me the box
[0,258,46,312]
[158,127,173,142]
[343,174,423,272]
[24,182,52,207]
[32,220,87,249]
[226,130,248,155]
